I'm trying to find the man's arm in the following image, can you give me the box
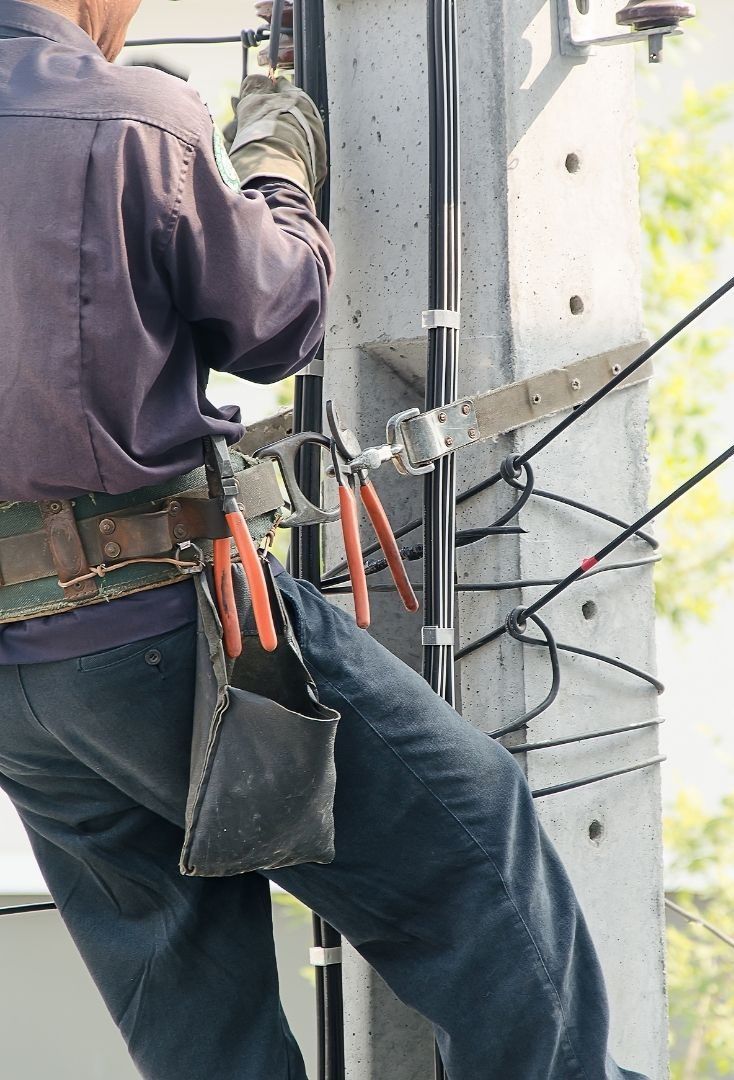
[161,117,334,384]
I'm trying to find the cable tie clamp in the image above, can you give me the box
[422,309,461,332]
[301,358,325,378]
[422,626,455,647]
[309,946,343,968]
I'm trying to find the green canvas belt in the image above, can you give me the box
[0,452,285,624]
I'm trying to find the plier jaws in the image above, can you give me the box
[326,401,419,629]
[205,436,279,658]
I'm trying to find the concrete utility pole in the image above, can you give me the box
[322,1,668,1078]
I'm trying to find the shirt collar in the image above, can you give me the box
[0,0,102,55]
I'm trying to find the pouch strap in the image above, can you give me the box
[39,500,99,601]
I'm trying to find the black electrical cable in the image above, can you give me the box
[487,610,562,739]
[322,462,657,584]
[0,902,56,917]
[456,555,661,591]
[321,552,658,595]
[425,1,461,1075]
[424,0,461,725]
[456,440,734,667]
[289,0,330,591]
[531,756,666,799]
[124,33,283,47]
[519,441,734,626]
[320,527,523,589]
[507,716,664,755]
[289,4,343,1077]
[269,0,286,73]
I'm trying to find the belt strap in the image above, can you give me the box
[0,461,283,590]
[39,500,100,602]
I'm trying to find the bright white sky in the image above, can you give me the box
[1,0,733,893]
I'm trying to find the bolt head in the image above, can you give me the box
[445,436,454,448]
[438,412,448,423]
[461,403,471,416]
[571,379,581,392]
[104,541,121,559]
[168,501,182,515]
[48,501,62,513]
[99,518,116,535]
[173,524,188,541]
[468,428,478,439]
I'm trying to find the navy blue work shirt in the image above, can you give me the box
[0,0,334,662]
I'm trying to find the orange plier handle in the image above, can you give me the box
[213,510,279,659]
[358,480,420,614]
[338,483,371,629]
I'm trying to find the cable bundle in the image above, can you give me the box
[424,0,461,710]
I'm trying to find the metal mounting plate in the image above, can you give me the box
[399,342,651,469]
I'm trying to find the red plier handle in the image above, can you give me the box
[213,512,279,659]
[358,480,420,614]
[338,483,371,629]
[206,437,279,659]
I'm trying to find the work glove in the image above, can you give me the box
[229,75,328,199]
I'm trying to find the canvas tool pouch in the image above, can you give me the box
[180,558,340,877]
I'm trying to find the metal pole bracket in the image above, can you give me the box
[557,0,683,62]
[393,341,651,472]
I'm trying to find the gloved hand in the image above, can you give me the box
[229,75,327,199]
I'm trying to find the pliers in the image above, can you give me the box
[204,437,279,659]
[326,401,419,629]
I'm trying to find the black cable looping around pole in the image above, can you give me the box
[490,457,535,528]
[486,610,561,738]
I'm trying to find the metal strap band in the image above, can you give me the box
[399,341,652,469]
[309,946,343,967]
[422,626,455,647]
[422,309,461,331]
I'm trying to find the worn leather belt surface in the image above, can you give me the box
[0,454,285,623]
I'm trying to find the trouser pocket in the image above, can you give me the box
[180,564,339,877]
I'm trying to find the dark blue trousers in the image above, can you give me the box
[0,574,649,1080]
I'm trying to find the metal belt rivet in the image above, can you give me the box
[168,501,181,515]
[173,524,188,541]
[103,542,121,559]
[99,518,116,535]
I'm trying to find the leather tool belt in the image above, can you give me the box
[0,452,285,624]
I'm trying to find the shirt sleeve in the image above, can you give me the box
[161,124,335,384]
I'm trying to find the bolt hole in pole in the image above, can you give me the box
[588,819,604,843]
[582,600,597,620]
[569,295,585,315]
[565,152,581,173]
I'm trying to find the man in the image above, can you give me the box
[0,2,651,1078]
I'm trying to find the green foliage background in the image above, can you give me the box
[641,85,734,626]
[639,60,734,1079]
